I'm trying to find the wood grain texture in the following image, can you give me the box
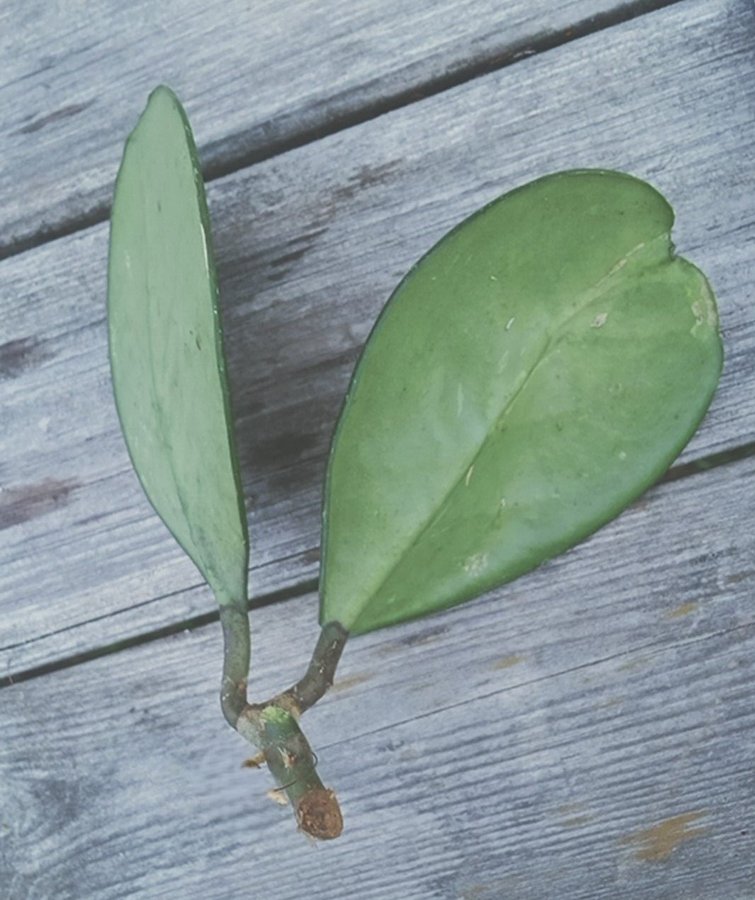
[0,0,670,255]
[1,0,754,677]
[1,456,753,899]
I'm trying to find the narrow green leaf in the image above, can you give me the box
[108,86,248,606]
[321,170,722,634]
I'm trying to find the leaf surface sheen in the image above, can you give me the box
[321,170,722,634]
[108,86,248,606]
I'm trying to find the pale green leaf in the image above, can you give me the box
[321,170,722,634]
[108,86,248,606]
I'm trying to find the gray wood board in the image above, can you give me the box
[1,0,753,678]
[1,455,753,899]
[0,0,670,255]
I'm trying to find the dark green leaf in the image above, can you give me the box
[321,170,722,634]
[108,86,248,606]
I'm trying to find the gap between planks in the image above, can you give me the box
[2,439,751,691]
[1,0,750,687]
[320,617,755,755]
[0,0,682,263]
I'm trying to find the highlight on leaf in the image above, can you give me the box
[107,86,343,839]
[108,85,248,609]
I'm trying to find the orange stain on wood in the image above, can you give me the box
[493,653,524,670]
[621,811,709,861]
[665,601,699,619]
[330,671,371,693]
[555,802,592,828]
[561,815,592,828]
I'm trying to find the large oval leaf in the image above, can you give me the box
[108,86,248,606]
[321,170,722,634]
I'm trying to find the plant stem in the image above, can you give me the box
[285,620,349,713]
[220,603,250,726]
[218,603,348,839]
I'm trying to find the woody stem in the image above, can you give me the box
[218,602,348,839]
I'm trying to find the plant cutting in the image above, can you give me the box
[107,86,723,839]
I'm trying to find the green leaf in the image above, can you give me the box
[107,86,248,606]
[321,170,722,634]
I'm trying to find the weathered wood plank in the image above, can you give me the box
[0,0,670,255]
[1,0,753,676]
[1,456,753,899]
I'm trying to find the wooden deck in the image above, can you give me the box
[1,0,754,896]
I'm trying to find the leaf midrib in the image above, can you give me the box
[350,230,672,629]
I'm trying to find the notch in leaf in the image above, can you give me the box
[320,170,723,634]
